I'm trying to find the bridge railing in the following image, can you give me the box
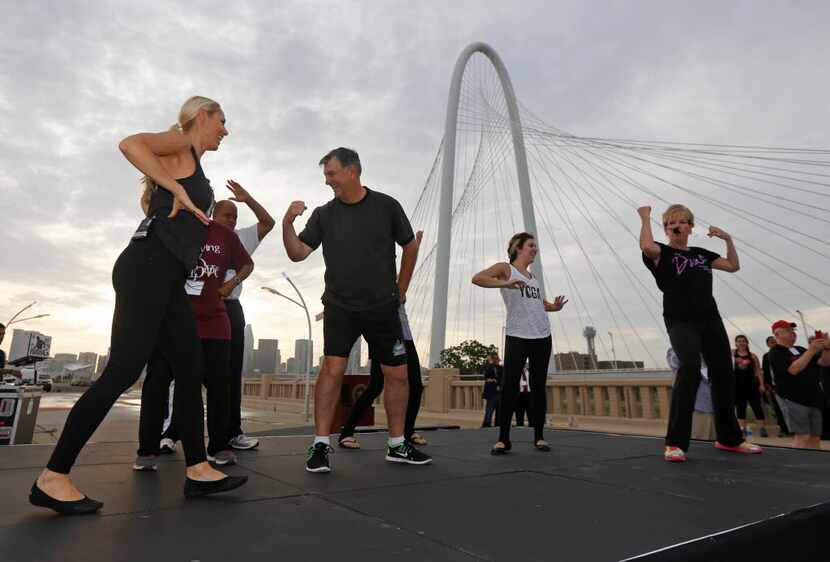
[242,369,676,421]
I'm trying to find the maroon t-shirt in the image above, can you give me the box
[185,222,253,340]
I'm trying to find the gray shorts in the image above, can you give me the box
[777,396,823,436]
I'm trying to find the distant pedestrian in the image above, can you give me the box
[481,353,502,428]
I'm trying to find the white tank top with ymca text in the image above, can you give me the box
[500,264,551,339]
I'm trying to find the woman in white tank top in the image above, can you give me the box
[472,232,567,454]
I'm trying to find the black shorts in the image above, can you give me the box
[323,301,407,367]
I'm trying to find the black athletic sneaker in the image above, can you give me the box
[306,443,332,473]
[385,442,433,465]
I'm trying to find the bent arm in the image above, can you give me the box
[712,236,740,272]
[119,131,191,198]
[472,263,511,288]
[283,219,313,262]
[787,349,818,375]
[247,195,276,241]
[397,238,419,299]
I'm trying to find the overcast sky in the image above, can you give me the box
[2,1,829,367]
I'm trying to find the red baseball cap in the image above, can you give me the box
[771,320,797,332]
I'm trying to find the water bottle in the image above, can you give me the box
[745,425,753,442]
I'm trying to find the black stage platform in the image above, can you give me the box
[1,428,828,562]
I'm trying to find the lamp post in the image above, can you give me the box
[262,272,313,422]
[608,331,617,369]
[795,310,810,334]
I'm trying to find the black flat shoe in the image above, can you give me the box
[534,442,551,452]
[184,475,248,498]
[29,482,103,515]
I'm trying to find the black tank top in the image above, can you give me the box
[146,146,214,272]
[734,352,754,376]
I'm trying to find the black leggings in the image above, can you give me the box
[499,335,552,444]
[139,339,231,456]
[666,316,743,451]
[735,373,765,421]
[48,236,207,472]
[226,299,245,438]
[340,340,423,441]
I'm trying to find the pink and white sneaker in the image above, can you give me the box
[664,446,687,462]
[715,441,763,454]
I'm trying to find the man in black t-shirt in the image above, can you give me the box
[761,335,791,436]
[283,147,431,473]
[768,320,830,449]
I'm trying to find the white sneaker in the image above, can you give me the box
[230,434,260,451]
[159,438,176,455]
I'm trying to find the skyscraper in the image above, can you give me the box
[257,339,279,375]
[243,324,255,376]
[294,339,313,374]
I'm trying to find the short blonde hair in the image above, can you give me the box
[662,204,694,227]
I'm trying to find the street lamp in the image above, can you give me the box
[608,331,617,369]
[795,310,810,333]
[8,314,50,326]
[262,272,314,422]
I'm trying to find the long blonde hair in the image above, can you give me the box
[141,96,221,204]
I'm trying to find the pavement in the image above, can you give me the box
[28,389,827,452]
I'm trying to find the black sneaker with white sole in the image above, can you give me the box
[306,443,332,473]
[385,442,433,465]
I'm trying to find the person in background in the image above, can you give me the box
[768,321,830,449]
[212,181,275,451]
[481,353,502,428]
[135,218,254,470]
[514,362,532,427]
[733,335,768,438]
[336,232,428,450]
[668,348,715,442]
[761,335,791,437]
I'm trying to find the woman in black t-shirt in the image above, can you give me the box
[638,204,761,462]
[732,335,768,437]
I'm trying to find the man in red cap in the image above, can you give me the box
[768,320,830,449]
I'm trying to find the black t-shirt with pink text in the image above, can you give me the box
[642,242,721,324]
[186,222,252,340]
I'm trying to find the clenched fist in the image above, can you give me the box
[284,200,307,224]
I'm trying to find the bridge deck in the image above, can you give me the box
[0,428,828,561]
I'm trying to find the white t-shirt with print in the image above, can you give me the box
[224,224,261,300]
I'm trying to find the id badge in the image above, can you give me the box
[185,279,205,296]
[131,216,155,241]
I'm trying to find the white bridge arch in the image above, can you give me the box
[429,42,545,367]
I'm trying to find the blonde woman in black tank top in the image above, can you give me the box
[31,96,248,515]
